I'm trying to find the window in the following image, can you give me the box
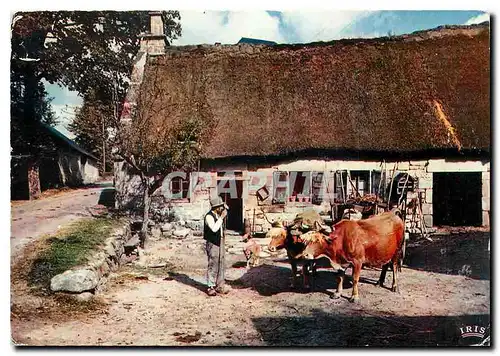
[171,175,190,199]
[334,171,348,203]
[371,171,381,196]
[273,171,288,204]
[350,171,370,197]
[289,171,311,201]
[311,172,325,205]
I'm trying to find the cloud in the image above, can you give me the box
[464,13,489,25]
[280,11,372,42]
[172,11,284,45]
[172,10,373,45]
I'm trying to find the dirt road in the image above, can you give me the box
[10,182,114,258]
[11,230,490,346]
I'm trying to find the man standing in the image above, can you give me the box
[204,196,231,296]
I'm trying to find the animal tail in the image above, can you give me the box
[398,237,406,272]
[390,207,406,272]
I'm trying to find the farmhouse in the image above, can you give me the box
[115,13,490,233]
[11,123,100,200]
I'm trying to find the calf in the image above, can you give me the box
[298,210,404,302]
[242,233,263,268]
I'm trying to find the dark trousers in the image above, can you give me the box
[206,240,225,288]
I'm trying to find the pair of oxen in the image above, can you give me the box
[266,209,405,303]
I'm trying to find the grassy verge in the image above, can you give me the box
[27,217,122,291]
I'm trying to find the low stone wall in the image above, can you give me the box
[50,222,136,300]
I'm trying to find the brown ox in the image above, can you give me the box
[298,210,405,302]
[267,225,319,289]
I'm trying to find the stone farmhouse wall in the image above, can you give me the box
[115,158,490,233]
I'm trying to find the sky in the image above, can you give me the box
[46,10,489,139]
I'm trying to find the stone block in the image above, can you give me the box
[482,197,490,211]
[160,222,174,232]
[70,292,94,303]
[104,243,115,258]
[186,220,203,231]
[421,203,433,215]
[397,162,410,171]
[418,176,433,189]
[424,189,433,204]
[482,211,490,227]
[423,214,433,228]
[173,228,191,238]
[151,227,162,239]
[50,269,99,293]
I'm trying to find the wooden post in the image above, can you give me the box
[339,171,346,203]
[387,163,398,206]
[102,114,106,174]
[252,208,256,236]
[347,171,361,199]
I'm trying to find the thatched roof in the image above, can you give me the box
[139,23,490,160]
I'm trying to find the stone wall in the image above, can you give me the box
[50,222,134,299]
[115,158,491,232]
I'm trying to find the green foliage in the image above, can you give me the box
[10,78,58,156]
[148,116,203,175]
[28,218,121,288]
[11,11,182,160]
[69,90,113,173]
[11,11,181,96]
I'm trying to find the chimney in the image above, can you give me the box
[149,11,164,36]
[139,11,168,54]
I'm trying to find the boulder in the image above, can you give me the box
[50,269,99,293]
[104,243,116,257]
[125,235,141,248]
[173,228,191,239]
[161,222,174,232]
[151,227,162,239]
[186,220,203,231]
[71,292,94,303]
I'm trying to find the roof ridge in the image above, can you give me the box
[162,22,489,52]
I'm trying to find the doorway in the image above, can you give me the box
[433,172,482,226]
[217,172,244,232]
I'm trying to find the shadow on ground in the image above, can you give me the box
[405,232,490,280]
[166,272,207,293]
[98,188,116,208]
[225,263,376,297]
[250,310,490,347]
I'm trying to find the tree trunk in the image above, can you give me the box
[102,114,106,174]
[27,159,41,200]
[23,62,42,200]
[139,178,150,249]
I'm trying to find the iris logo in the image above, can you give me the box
[459,325,486,339]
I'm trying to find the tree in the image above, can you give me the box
[69,90,113,174]
[110,65,207,247]
[10,11,181,198]
[11,79,59,199]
